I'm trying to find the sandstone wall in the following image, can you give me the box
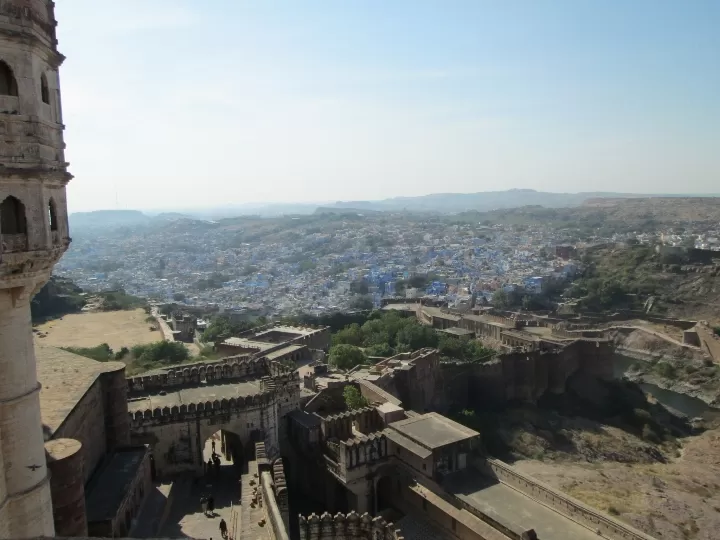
[298,512,403,540]
[52,379,106,483]
[461,339,614,408]
[481,458,656,540]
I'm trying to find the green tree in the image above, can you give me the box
[332,323,364,346]
[343,385,369,410]
[329,344,367,370]
[350,295,374,310]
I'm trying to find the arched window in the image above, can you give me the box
[48,198,58,231]
[0,196,27,234]
[40,73,50,104]
[0,61,18,97]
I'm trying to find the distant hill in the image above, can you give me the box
[326,189,717,214]
[69,210,193,230]
[70,210,151,229]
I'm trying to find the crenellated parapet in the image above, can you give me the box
[129,390,277,427]
[298,512,404,540]
[126,356,297,395]
[320,406,382,440]
[341,432,388,471]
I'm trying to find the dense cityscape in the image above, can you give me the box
[55,208,720,317]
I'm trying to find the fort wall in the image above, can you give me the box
[480,458,656,540]
[129,373,299,477]
[696,322,720,363]
[126,357,291,395]
[298,512,403,540]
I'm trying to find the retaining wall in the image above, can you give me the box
[482,458,656,540]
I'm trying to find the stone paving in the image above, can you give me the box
[158,433,242,540]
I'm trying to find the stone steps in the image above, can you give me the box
[239,461,270,540]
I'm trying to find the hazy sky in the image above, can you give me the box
[56,1,720,212]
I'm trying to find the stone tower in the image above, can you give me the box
[0,2,71,537]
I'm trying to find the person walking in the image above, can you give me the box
[219,518,228,539]
[212,439,216,453]
[207,495,215,516]
[201,496,208,517]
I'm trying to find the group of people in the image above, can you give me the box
[202,439,229,539]
[200,494,215,517]
[206,440,222,476]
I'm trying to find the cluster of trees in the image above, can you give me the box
[98,290,147,311]
[62,343,126,362]
[343,385,369,410]
[31,277,86,322]
[131,341,189,364]
[200,315,268,343]
[63,340,189,366]
[567,246,660,311]
[195,272,231,291]
[328,311,495,370]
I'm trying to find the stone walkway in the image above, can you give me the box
[159,434,242,540]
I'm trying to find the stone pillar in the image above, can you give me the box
[100,365,131,451]
[45,438,88,536]
[0,292,55,537]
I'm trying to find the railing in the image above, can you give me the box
[1,233,27,253]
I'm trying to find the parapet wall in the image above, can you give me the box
[696,322,720,363]
[128,372,300,427]
[482,458,656,540]
[127,356,293,395]
[321,406,382,441]
[255,442,290,540]
[298,512,404,540]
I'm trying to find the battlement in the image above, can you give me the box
[126,356,295,394]
[298,512,403,540]
[129,390,277,426]
[321,407,383,441]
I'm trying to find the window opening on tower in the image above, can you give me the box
[1,196,27,234]
[48,198,58,231]
[41,73,50,104]
[0,60,18,96]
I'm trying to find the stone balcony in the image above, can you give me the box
[1,232,28,253]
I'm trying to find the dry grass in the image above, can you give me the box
[34,309,161,351]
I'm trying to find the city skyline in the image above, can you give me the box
[57,0,720,212]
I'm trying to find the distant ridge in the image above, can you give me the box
[71,190,720,220]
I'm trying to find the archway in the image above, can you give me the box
[0,60,18,96]
[1,196,27,234]
[376,475,395,514]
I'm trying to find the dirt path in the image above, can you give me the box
[34,309,162,351]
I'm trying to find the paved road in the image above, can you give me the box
[159,433,242,540]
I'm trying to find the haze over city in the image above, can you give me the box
[56,0,720,212]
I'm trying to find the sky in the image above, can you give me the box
[55,1,720,212]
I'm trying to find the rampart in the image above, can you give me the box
[298,511,403,540]
[479,458,657,540]
[320,407,383,441]
[126,356,291,395]
[465,339,614,406]
[128,371,300,427]
[255,442,290,540]
[696,321,720,363]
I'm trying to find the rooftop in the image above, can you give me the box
[36,344,126,438]
[85,446,149,523]
[388,412,479,450]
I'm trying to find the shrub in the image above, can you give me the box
[62,343,113,362]
[343,385,369,410]
[655,362,676,379]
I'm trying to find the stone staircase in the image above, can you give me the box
[239,460,271,540]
